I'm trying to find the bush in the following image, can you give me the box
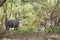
[53,26,60,33]
[45,27,52,33]
[45,26,60,33]
[18,26,35,34]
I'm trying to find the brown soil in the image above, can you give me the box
[0,31,60,40]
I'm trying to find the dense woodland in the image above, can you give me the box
[0,0,60,35]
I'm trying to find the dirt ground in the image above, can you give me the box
[0,31,60,40]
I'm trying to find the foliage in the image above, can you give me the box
[45,27,52,33]
[53,26,60,33]
[45,26,60,33]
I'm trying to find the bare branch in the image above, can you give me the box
[0,0,6,6]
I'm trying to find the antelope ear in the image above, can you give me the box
[15,17,21,20]
[15,17,19,20]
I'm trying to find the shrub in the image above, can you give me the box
[45,27,52,33]
[18,26,35,34]
[45,26,60,33]
[53,26,60,33]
